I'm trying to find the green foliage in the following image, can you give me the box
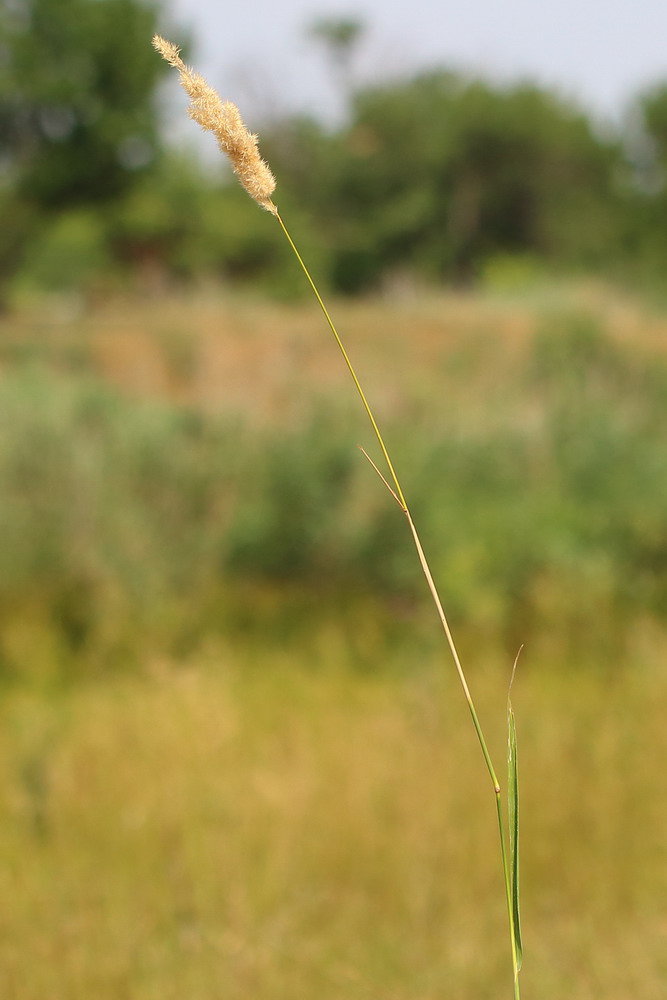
[109,156,326,296]
[0,369,242,676]
[13,210,113,294]
[618,82,667,294]
[3,307,667,678]
[227,413,359,580]
[3,3,667,299]
[266,74,622,291]
[0,0,187,299]
[638,83,667,163]
[307,16,365,93]
[0,0,168,207]
[4,151,324,300]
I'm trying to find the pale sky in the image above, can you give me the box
[164,0,667,127]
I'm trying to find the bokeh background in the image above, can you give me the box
[1,1,667,997]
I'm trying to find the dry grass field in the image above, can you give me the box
[9,281,667,421]
[0,655,665,999]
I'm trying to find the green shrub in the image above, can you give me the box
[3,310,667,678]
[12,211,113,296]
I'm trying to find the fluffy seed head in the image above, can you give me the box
[152,35,277,214]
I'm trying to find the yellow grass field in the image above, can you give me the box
[0,654,665,999]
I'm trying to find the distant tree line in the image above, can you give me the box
[2,0,667,302]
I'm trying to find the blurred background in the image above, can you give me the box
[1,1,667,997]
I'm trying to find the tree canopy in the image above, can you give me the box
[1,5,667,300]
[263,72,623,291]
[0,0,171,207]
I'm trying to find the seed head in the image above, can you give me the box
[152,35,277,214]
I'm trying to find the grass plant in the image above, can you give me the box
[2,39,665,993]
[276,212,524,994]
[154,35,524,996]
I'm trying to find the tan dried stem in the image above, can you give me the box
[152,35,277,214]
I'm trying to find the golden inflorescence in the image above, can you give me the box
[152,35,277,214]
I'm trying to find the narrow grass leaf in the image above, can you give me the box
[508,656,523,972]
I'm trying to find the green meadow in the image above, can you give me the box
[1,284,667,997]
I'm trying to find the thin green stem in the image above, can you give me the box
[275,209,520,996]
[275,212,406,510]
[403,508,500,789]
[496,791,521,999]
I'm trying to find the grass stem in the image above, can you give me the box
[275,209,521,997]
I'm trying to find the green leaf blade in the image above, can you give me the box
[508,700,523,972]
